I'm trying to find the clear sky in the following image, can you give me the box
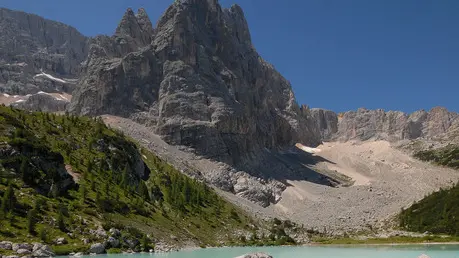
[2,0,458,113]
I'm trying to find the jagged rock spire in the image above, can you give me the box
[112,8,154,55]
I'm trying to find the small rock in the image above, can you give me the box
[418,255,430,258]
[88,243,105,254]
[109,228,121,237]
[33,249,55,257]
[89,228,107,238]
[73,252,83,257]
[82,238,90,245]
[0,241,13,250]
[55,237,67,245]
[12,243,32,252]
[235,252,273,258]
[16,249,32,255]
[32,243,43,252]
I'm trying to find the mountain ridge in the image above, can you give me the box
[309,106,459,143]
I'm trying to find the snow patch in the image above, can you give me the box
[34,72,67,84]
[14,99,25,103]
[3,93,10,97]
[295,143,322,154]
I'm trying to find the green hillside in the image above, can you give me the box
[0,105,272,255]
[399,145,459,235]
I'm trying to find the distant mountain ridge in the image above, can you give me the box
[309,106,459,144]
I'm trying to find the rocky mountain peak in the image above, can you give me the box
[114,8,153,53]
[136,8,154,34]
[115,8,137,35]
[69,0,323,208]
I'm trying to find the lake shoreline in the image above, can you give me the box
[306,241,459,247]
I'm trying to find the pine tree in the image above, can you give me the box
[138,181,150,201]
[1,182,16,217]
[79,183,87,204]
[57,208,65,232]
[141,234,150,251]
[20,158,29,183]
[27,208,37,234]
[120,164,129,187]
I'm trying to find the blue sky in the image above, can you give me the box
[2,0,458,113]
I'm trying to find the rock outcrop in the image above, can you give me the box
[309,108,338,140]
[12,92,70,112]
[88,243,105,254]
[235,252,273,258]
[311,107,459,143]
[69,2,321,169]
[0,8,88,95]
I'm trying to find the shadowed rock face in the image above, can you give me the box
[69,1,321,166]
[310,107,459,142]
[0,8,88,95]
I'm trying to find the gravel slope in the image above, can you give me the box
[103,116,459,235]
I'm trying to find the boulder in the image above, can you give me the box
[32,243,43,252]
[0,241,13,250]
[88,243,105,254]
[12,243,32,252]
[16,249,31,255]
[235,253,273,258]
[89,228,107,238]
[106,237,120,248]
[32,244,55,257]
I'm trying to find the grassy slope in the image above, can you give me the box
[0,106,277,254]
[399,145,459,235]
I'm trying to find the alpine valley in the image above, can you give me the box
[1,0,459,256]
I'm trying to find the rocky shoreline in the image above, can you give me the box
[0,226,191,257]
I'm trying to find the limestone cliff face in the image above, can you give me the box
[69,0,321,165]
[0,8,88,95]
[310,107,459,142]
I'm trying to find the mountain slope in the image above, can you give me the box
[0,105,268,254]
[399,145,459,235]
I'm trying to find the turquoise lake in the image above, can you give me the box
[84,245,459,258]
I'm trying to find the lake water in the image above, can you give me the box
[90,245,459,258]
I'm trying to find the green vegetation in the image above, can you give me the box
[399,145,459,235]
[414,145,459,169]
[0,106,266,254]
